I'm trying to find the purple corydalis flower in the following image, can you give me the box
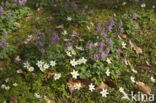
[0,6,4,15]
[0,38,8,48]
[101,28,106,38]
[5,1,10,6]
[105,48,110,54]
[99,40,104,49]
[7,12,12,19]
[86,41,93,49]
[93,54,99,61]
[71,1,78,9]
[101,52,106,59]
[117,49,122,54]
[132,12,137,19]
[3,30,8,36]
[40,48,45,54]
[19,0,27,6]
[119,20,123,28]
[110,19,115,26]
[108,39,113,46]
[108,25,112,32]
[89,10,94,14]
[51,32,60,44]
[84,5,88,9]
[96,24,101,33]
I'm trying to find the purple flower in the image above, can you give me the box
[71,1,78,9]
[5,1,10,6]
[0,6,4,15]
[117,49,122,55]
[1,2,4,6]
[3,30,8,36]
[89,10,94,14]
[108,25,112,32]
[119,20,123,28]
[105,48,110,54]
[110,19,115,26]
[132,12,137,20]
[101,52,106,59]
[19,0,27,6]
[86,41,93,49]
[40,48,45,54]
[0,38,8,48]
[7,12,12,19]
[99,40,104,49]
[51,32,60,44]
[108,39,113,46]
[84,5,88,9]
[101,28,106,38]
[93,54,99,61]
[96,24,101,33]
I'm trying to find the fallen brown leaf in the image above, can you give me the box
[14,22,20,27]
[44,96,53,103]
[56,24,64,29]
[10,96,20,103]
[14,60,19,65]
[37,7,44,13]
[96,82,108,90]
[120,34,127,39]
[135,82,151,95]
[105,78,118,90]
[67,80,81,93]
[129,40,142,54]
[45,72,54,79]
[17,69,27,80]
[0,60,4,70]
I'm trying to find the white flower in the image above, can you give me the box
[119,87,124,93]
[131,69,138,74]
[50,61,56,67]
[122,42,126,48]
[62,30,68,35]
[74,83,81,90]
[122,2,126,6]
[87,26,90,30]
[54,73,61,80]
[124,59,128,65]
[16,69,23,73]
[81,57,87,64]
[24,61,30,68]
[3,100,6,103]
[5,86,10,90]
[89,83,95,92]
[13,83,18,87]
[34,93,42,98]
[70,59,78,67]
[1,84,6,89]
[141,3,146,8]
[43,63,49,69]
[71,70,79,79]
[71,49,76,55]
[151,77,155,83]
[130,76,135,83]
[15,56,21,61]
[67,46,73,51]
[28,67,34,72]
[67,17,72,21]
[105,69,110,76]
[66,51,72,57]
[5,78,9,83]
[153,5,155,9]
[76,46,84,51]
[36,60,44,67]
[40,66,46,72]
[106,58,112,64]
[94,42,98,46]
[100,89,109,97]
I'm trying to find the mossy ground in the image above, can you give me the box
[0,0,156,103]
